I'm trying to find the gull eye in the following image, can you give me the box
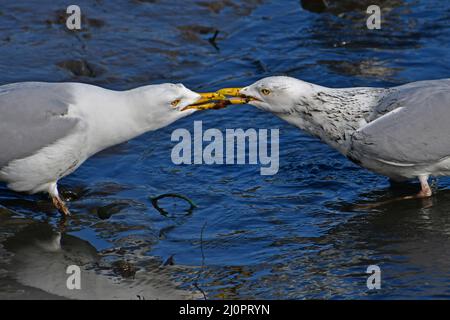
[171,99,181,107]
[261,88,271,95]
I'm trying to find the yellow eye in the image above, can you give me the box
[171,99,181,107]
[261,88,271,95]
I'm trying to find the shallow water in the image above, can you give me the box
[1,0,450,299]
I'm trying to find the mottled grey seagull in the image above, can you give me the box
[0,82,223,216]
[219,76,450,200]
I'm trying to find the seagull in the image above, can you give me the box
[0,82,224,216]
[218,76,450,200]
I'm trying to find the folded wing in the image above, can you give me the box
[0,82,79,168]
[350,79,450,165]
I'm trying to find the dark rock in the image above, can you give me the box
[56,59,103,78]
[112,260,137,278]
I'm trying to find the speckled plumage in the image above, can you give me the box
[241,76,450,193]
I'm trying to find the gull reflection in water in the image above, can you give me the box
[0,209,198,300]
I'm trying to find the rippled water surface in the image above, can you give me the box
[1,0,450,299]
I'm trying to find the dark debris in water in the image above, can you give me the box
[59,186,87,202]
[95,202,130,220]
[301,0,329,13]
[150,193,197,217]
[57,59,104,78]
[112,260,137,279]
[208,30,220,51]
[163,255,175,266]
[158,225,176,240]
[197,0,229,14]
[177,25,220,44]
[177,25,216,35]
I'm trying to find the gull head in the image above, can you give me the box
[147,83,206,114]
[145,83,232,114]
[217,76,319,114]
[134,83,231,129]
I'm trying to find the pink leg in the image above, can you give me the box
[353,175,433,209]
[416,175,432,198]
[391,175,432,200]
[48,182,71,216]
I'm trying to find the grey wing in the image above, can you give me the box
[0,82,79,168]
[351,79,450,165]
[366,78,450,122]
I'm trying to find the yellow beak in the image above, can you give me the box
[217,87,259,103]
[197,92,227,104]
[182,91,248,111]
[216,88,244,97]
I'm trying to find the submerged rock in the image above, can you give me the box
[56,59,104,78]
[112,260,137,278]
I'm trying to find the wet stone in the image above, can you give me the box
[112,260,137,278]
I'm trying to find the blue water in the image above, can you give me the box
[1,0,450,299]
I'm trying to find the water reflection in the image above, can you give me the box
[318,59,401,81]
[0,207,198,299]
[186,186,450,299]
[299,0,420,83]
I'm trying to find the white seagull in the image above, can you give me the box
[218,76,450,200]
[0,82,224,216]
